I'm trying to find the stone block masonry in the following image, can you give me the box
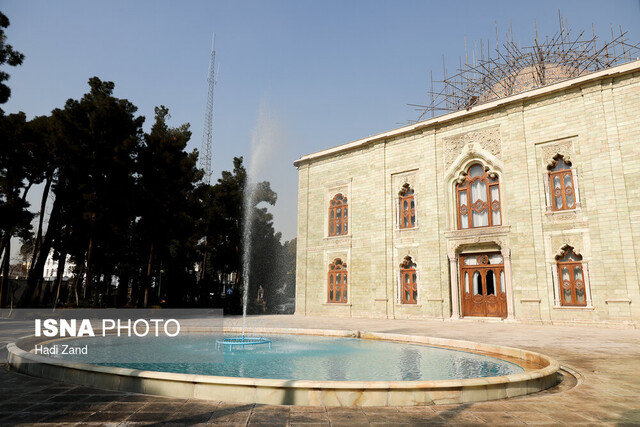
[294,61,640,325]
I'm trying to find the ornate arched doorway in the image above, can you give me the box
[459,252,507,318]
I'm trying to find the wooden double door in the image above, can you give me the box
[460,253,507,318]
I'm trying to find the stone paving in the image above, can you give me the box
[1,314,639,426]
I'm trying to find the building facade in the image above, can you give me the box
[294,61,640,325]
[43,251,75,281]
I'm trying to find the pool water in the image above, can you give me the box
[49,334,523,381]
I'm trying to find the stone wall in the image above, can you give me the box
[295,62,640,325]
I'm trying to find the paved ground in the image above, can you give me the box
[1,314,639,426]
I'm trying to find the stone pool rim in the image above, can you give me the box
[7,327,560,406]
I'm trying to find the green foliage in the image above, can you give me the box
[0,51,297,308]
[0,112,34,241]
[0,11,25,111]
[0,11,261,308]
[198,157,295,314]
[136,105,203,307]
[0,111,38,305]
[18,77,146,306]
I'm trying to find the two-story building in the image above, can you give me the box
[294,60,640,326]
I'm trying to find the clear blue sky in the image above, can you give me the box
[2,0,639,243]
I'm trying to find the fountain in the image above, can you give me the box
[5,105,561,405]
[217,105,277,350]
[214,179,271,351]
[214,335,272,351]
[8,328,560,406]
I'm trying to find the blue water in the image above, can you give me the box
[49,334,523,381]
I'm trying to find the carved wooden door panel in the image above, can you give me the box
[460,253,507,318]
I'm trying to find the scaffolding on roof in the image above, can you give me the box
[409,12,640,123]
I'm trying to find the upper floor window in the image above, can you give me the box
[328,258,348,303]
[400,256,418,304]
[548,155,575,211]
[556,247,586,307]
[399,184,416,229]
[456,164,501,229]
[329,193,348,236]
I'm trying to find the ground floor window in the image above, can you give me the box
[328,258,348,303]
[556,247,586,306]
[400,256,418,304]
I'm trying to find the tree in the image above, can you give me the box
[23,77,144,306]
[0,71,290,309]
[0,11,25,112]
[278,237,296,301]
[24,115,56,278]
[245,181,281,312]
[202,158,245,311]
[0,11,27,305]
[200,157,287,314]
[0,112,35,306]
[136,105,202,307]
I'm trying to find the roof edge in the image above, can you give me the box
[294,60,640,167]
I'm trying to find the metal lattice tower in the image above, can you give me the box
[200,33,217,185]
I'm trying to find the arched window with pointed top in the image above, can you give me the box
[456,164,501,229]
[399,184,416,229]
[556,246,586,307]
[327,258,348,303]
[400,256,418,304]
[548,155,575,211]
[328,193,348,236]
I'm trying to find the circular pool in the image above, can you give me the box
[7,328,560,406]
[42,334,524,381]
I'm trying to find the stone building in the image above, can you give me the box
[293,60,640,325]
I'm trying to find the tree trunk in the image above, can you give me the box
[0,179,32,274]
[69,261,85,307]
[0,239,10,307]
[117,271,129,307]
[130,274,140,307]
[0,233,4,267]
[104,273,112,307]
[201,249,208,282]
[52,254,67,310]
[23,194,61,306]
[38,277,50,306]
[22,182,32,201]
[144,243,154,308]
[30,174,52,269]
[83,212,96,307]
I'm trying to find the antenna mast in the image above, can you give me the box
[200,33,216,185]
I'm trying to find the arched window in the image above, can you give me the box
[328,258,348,303]
[556,247,586,306]
[399,184,416,229]
[456,164,501,229]
[329,193,348,236]
[400,256,418,304]
[548,155,575,211]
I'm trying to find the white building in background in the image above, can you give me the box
[43,251,75,281]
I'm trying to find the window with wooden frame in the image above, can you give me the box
[556,247,586,307]
[399,183,416,229]
[400,256,418,304]
[456,164,501,229]
[328,258,348,303]
[548,155,576,211]
[328,193,348,236]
